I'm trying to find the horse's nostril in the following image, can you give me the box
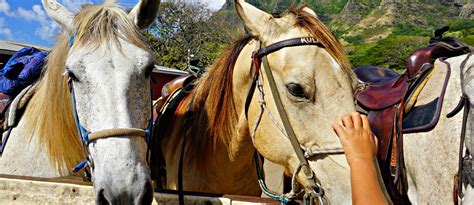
[140,182,154,205]
[97,188,111,205]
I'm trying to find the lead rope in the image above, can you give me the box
[254,153,292,205]
[68,78,93,179]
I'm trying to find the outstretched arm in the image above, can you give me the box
[332,112,387,205]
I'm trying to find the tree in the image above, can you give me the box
[146,2,234,69]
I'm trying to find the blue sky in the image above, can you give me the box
[0,0,225,47]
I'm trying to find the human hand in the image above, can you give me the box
[332,112,378,166]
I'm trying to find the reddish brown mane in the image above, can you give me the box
[174,35,256,167]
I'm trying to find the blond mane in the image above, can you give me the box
[25,1,148,175]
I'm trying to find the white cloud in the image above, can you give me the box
[0,17,13,40]
[36,21,59,41]
[3,0,226,42]
[0,0,83,42]
[16,4,59,41]
[0,0,13,16]
[17,7,37,22]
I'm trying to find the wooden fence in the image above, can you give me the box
[0,175,284,205]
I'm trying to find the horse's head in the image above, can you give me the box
[461,54,474,149]
[41,0,159,204]
[234,0,357,201]
[463,54,474,107]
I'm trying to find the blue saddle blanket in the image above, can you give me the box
[0,47,47,96]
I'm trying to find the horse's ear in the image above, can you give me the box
[234,0,272,37]
[41,0,74,33]
[128,0,161,30]
[302,6,318,19]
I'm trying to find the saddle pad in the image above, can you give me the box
[0,85,35,155]
[6,85,35,129]
[402,59,451,133]
[0,93,12,117]
[353,66,400,84]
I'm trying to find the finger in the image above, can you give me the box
[373,134,379,151]
[341,115,354,129]
[350,112,362,128]
[361,114,370,130]
[332,123,347,139]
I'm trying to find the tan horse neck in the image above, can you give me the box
[161,35,261,195]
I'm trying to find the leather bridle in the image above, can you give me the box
[67,35,154,176]
[245,37,345,204]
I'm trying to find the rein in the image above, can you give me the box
[447,53,473,204]
[245,37,344,204]
[67,35,154,175]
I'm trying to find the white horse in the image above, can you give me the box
[0,0,160,204]
[461,53,474,204]
[235,0,473,204]
[404,54,474,204]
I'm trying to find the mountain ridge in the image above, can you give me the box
[217,0,473,70]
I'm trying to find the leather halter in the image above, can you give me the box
[67,79,153,146]
[67,35,154,173]
[245,37,344,204]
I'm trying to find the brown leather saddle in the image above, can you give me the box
[150,74,196,189]
[154,74,195,117]
[354,36,471,204]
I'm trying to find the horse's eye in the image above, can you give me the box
[286,83,308,99]
[145,64,154,78]
[67,70,79,82]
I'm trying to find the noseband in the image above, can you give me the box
[68,79,153,146]
[245,37,345,204]
[67,35,153,175]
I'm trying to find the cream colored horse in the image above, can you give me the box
[160,0,360,202]
[0,0,160,204]
[234,1,474,204]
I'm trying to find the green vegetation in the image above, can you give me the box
[146,2,233,69]
[146,0,473,71]
[392,24,432,36]
[349,36,429,72]
[450,19,474,32]
[345,35,363,44]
